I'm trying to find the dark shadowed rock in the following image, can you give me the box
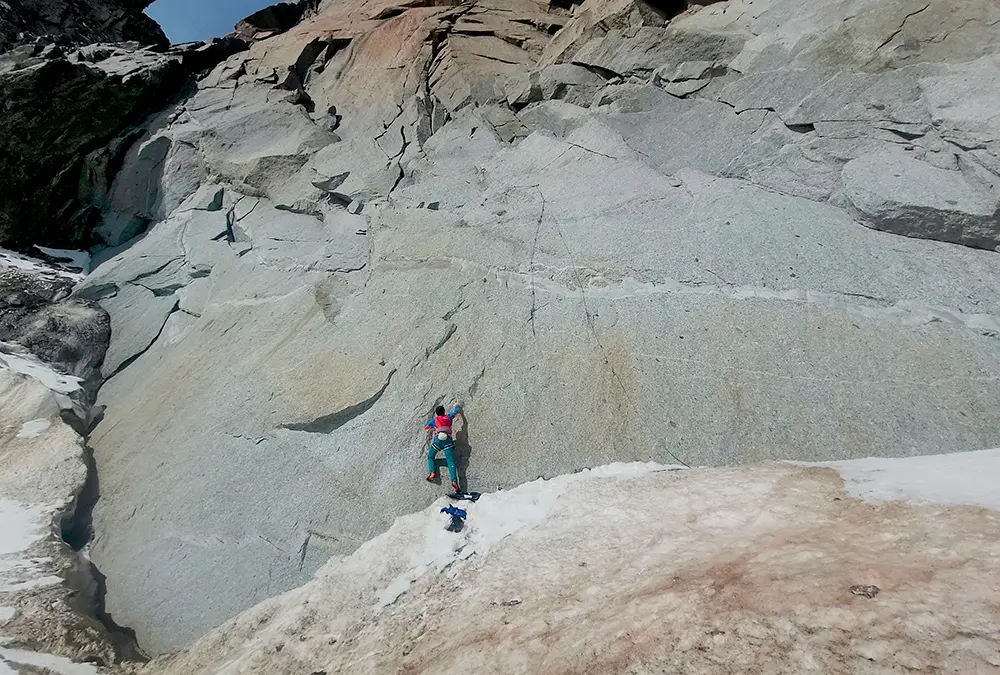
[0,267,109,382]
[0,0,167,53]
[0,51,187,248]
[0,39,247,250]
[235,0,320,41]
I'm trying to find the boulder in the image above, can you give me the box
[842,149,1000,249]
[507,63,607,108]
[0,266,109,382]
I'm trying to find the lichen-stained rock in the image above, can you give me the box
[842,149,1000,249]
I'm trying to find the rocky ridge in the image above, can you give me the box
[0,0,165,53]
[0,35,247,249]
[0,249,124,672]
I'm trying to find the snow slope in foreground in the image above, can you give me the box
[0,498,102,675]
[145,451,1000,675]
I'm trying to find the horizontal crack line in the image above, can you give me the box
[498,271,1000,336]
[633,352,1000,389]
[374,255,998,336]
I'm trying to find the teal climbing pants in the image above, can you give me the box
[428,436,458,482]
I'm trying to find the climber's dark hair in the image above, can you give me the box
[435,405,446,417]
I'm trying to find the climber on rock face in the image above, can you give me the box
[425,404,462,493]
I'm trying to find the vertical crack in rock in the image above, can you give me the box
[425,323,457,360]
[297,532,311,570]
[389,126,410,163]
[527,185,546,336]
[467,339,504,400]
[374,102,406,148]
[441,300,465,322]
[468,365,487,399]
[102,299,180,383]
[417,5,472,136]
[871,3,931,56]
[388,153,407,196]
[280,369,396,433]
[551,214,688,466]
[59,436,148,661]
[408,322,458,374]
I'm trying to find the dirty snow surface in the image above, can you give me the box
[0,346,82,397]
[0,646,103,675]
[0,500,57,596]
[146,455,1000,675]
[0,499,101,675]
[0,354,108,673]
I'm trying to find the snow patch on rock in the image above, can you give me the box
[0,499,62,595]
[34,247,92,276]
[378,462,682,608]
[16,418,52,439]
[0,646,103,675]
[0,348,118,670]
[0,346,82,396]
[819,448,1000,511]
[0,247,87,282]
